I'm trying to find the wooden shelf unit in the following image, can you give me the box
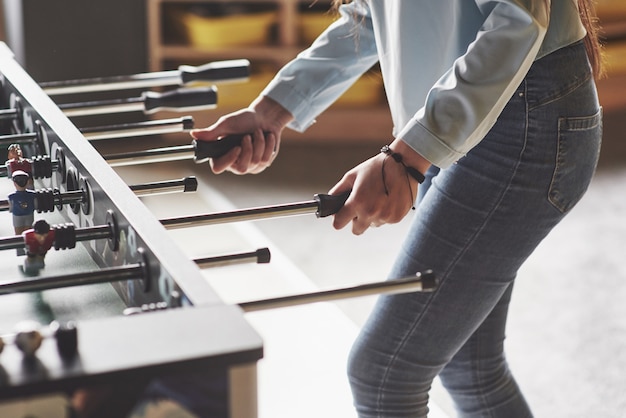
[146,0,393,143]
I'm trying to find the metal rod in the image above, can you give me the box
[104,144,196,167]
[40,59,250,95]
[0,264,143,295]
[0,225,111,251]
[160,201,320,229]
[0,117,192,143]
[59,87,218,117]
[0,132,38,145]
[130,176,198,197]
[101,134,258,167]
[0,190,84,213]
[56,190,85,206]
[239,271,437,312]
[75,225,113,242]
[42,70,183,95]
[160,193,349,229]
[61,96,145,117]
[193,248,271,269]
[0,235,23,250]
[0,108,18,121]
[81,116,194,141]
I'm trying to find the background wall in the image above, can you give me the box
[1,0,148,127]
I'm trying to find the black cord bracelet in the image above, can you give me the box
[380,145,425,184]
[380,145,423,211]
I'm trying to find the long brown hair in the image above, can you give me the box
[330,0,605,79]
[578,0,605,79]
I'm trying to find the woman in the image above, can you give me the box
[191,1,603,416]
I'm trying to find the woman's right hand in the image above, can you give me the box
[190,96,293,175]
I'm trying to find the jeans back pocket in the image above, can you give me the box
[548,108,603,213]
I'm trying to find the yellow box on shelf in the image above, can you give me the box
[299,12,338,45]
[179,10,277,49]
[335,74,383,107]
[215,71,275,109]
[215,72,383,110]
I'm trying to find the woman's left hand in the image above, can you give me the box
[329,151,419,235]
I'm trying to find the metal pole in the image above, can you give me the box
[193,248,271,269]
[239,271,437,312]
[0,264,143,295]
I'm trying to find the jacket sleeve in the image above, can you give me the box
[260,1,379,132]
[399,0,550,168]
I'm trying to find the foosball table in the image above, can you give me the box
[0,41,436,418]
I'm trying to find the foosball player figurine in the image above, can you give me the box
[14,320,44,358]
[8,170,36,238]
[5,144,33,188]
[23,219,55,273]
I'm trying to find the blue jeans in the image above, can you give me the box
[348,41,602,417]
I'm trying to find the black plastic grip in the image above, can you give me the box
[193,134,246,163]
[179,59,250,85]
[34,188,55,213]
[417,270,438,292]
[256,247,271,264]
[314,191,351,218]
[31,155,53,179]
[183,176,198,192]
[142,87,218,114]
[53,223,77,250]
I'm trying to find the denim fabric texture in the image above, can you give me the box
[347,40,602,418]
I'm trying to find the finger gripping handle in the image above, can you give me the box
[193,134,245,163]
[315,191,351,218]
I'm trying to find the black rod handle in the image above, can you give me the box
[143,87,218,114]
[315,191,350,218]
[179,59,250,85]
[193,135,246,162]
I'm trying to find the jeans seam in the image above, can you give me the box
[468,84,528,418]
[527,72,592,112]
[473,331,493,418]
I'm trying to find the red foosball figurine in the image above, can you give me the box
[5,144,33,187]
[22,219,55,272]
